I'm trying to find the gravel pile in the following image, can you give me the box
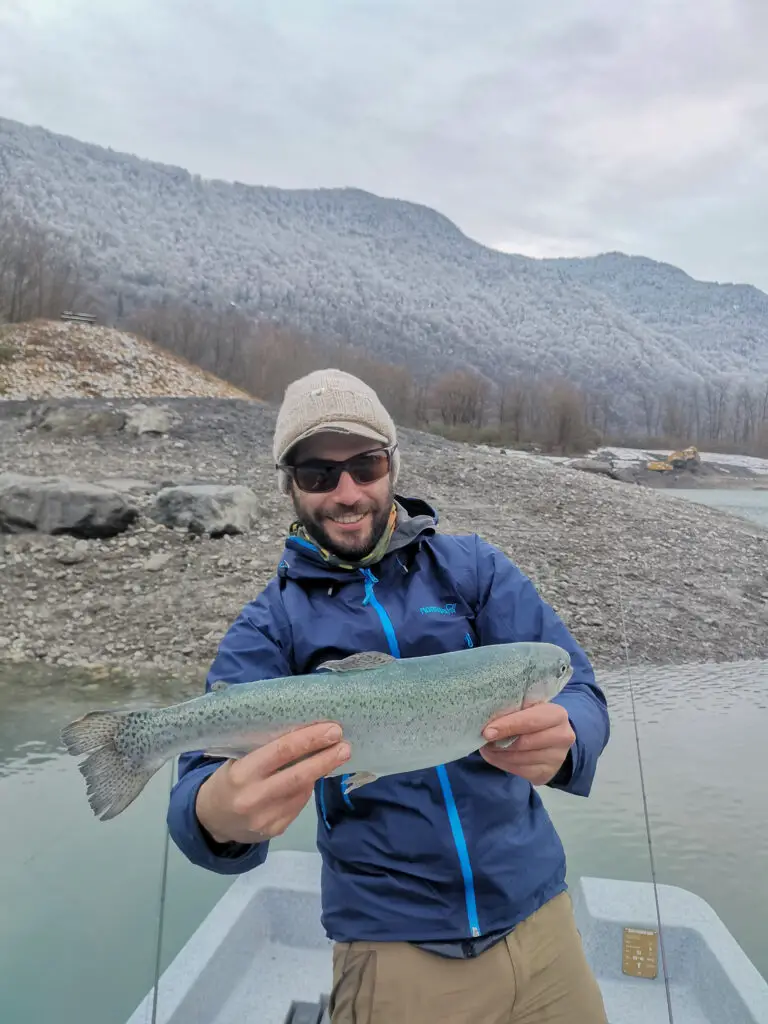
[0,320,251,400]
[1,396,766,674]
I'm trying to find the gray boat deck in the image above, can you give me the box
[126,851,768,1024]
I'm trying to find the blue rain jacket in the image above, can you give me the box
[167,496,610,943]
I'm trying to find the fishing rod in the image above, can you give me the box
[615,566,675,1024]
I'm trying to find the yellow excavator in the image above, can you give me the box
[646,446,701,472]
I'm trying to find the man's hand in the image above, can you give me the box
[479,703,575,785]
[195,722,350,846]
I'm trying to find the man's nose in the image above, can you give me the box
[333,470,364,503]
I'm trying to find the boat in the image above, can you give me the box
[125,850,768,1024]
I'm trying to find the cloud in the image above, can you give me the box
[1,0,767,289]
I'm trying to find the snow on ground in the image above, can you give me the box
[472,442,768,475]
[594,446,768,474]
[472,443,571,465]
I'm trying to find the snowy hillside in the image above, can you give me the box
[543,252,768,373]
[1,115,767,428]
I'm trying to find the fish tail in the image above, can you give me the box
[60,708,160,821]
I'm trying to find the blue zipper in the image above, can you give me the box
[318,776,331,831]
[435,765,480,937]
[360,568,401,657]
[358,567,481,938]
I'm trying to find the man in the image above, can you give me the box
[167,368,611,1024]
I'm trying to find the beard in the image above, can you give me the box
[291,486,394,561]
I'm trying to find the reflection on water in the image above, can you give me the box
[1,659,767,1024]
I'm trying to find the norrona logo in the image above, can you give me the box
[420,603,457,615]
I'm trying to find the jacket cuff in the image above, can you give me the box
[166,762,270,874]
[547,746,574,788]
[547,691,608,797]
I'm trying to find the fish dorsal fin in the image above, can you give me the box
[318,651,396,673]
[210,680,231,693]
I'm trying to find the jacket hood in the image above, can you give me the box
[277,494,438,583]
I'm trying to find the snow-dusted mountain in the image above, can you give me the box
[542,252,768,380]
[2,115,766,427]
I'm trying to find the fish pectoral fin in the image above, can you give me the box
[209,680,231,693]
[492,736,519,750]
[203,747,249,760]
[318,651,396,673]
[341,770,378,794]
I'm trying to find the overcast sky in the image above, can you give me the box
[2,0,767,289]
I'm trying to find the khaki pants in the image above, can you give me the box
[328,891,608,1024]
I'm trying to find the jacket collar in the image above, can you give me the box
[277,494,438,583]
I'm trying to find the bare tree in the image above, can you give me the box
[498,374,530,442]
[638,387,661,437]
[431,369,490,427]
[0,210,90,323]
[536,379,598,455]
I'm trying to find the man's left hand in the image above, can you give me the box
[480,703,575,785]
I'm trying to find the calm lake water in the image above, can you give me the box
[662,486,768,530]
[2,488,767,1024]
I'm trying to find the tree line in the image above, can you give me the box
[128,300,768,457]
[1,205,767,458]
[0,204,96,325]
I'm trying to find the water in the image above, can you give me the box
[2,658,767,1024]
[664,486,768,529]
[2,486,767,1023]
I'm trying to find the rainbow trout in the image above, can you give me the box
[61,641,572,821]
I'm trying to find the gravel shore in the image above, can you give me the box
[1,396,767,676]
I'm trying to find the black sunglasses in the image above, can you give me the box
[279,444,397,493]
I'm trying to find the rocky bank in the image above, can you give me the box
[1,396,767,675]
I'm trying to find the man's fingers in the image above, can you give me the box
[490,726,572,753]
[230,740,351,823]
[259,741,351,803]
[492,736,518,750]
[267,813,304,840]
[263,722,345,774]
[486,747,559,768]
[229,722,343,785]
[479,747,558,781]
[235,789,315,840]
[483,703,568,741]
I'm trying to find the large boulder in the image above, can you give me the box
[23,401,182,437]
[124,404,181,436]
[611,465,642,484]
[152,484,260,537]
[566,457,616,477]
[0,473,139,537]
[24,404,127,436]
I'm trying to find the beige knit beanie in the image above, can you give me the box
[273,368,400,494]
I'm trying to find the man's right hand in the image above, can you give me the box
[195,723,351,846]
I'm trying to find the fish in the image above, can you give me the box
[60,640,573,822]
